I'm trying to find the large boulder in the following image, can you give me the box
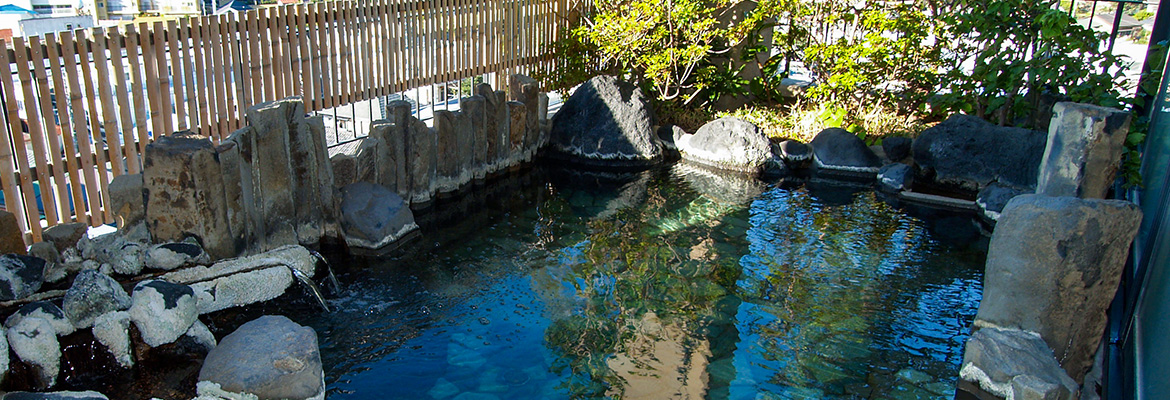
[1,210,26,255]
[143,132,233,260]
[63,270,132,329]
[677,117,772,174]
[960,327,1078,399]
[0,254,45,301]
[913,114,1047,193]
[128,280,198,347]
[198,315,324,400]
[810,128,882,177]
[1037,102,1130,199]
[549,75,661,167]
[339,182,419,252]
[976,194,1141,383]
[7,317,60,389]
[882,136,913,162]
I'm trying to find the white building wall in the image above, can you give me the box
[28,0,78,16]
[19,15,94,36]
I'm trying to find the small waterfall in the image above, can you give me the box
[310,250,343,294]
[290,267,332,313]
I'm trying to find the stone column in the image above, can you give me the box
[462,95,488,181]
[506,101,528,168]
[1037,102,1131,199]
[286,101,325,246]
[434,110,461,194]
[142,132,231,259]
[974,194,1141,384]
[245,101,298,249]
[385,101,414,199]
[388,101,437,206]
[216,132,249,256]
[355,137,380,184]
[371,120,406,194]
[226,128,266,252]
[510,74,540,161]
[108,173,144,230]
[475,84,503,175]
[307,115,339,237]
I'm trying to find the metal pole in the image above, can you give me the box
[1108,2,1127,52]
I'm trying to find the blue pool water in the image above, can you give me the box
[301,164,987,399]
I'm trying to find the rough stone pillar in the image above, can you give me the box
[245,101,298,249]
[462,95,488,180]
[216,131,249,256]
[355,137,379,185]
[385,101,414,199]
[286,101,325,246]
[475,84,502,175]
[226,128,266,252]
[975,194,1141,383]
[371,120,406,194]
[330,153,358,189]
[510,74,540,160]
[434,110,461,194]
[307,115,339,237]
[108,173,144,229]
[1037,102,1131,199]
[538,92,550,146]
[506,101,528,168]
[494,90,509,172]
[142,132,232,259]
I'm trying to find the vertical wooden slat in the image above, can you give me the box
[190,17,210,136]
[124,26,151,160]
[217,15,238,134]
[43,33,87,226]
[328,2,341,108]
[248,10,264,105]
[391,0,403,93]
[140,23,165,139]
[281,5,295,99]
[378,0,389,98]
[345,0,357,105]
[310,3,325,110]
[152,22,174,135]
[75,31,114,224]
[94,28,127,177]
[291,5,306,100]
[257,9,274,102]
[64,31,107,225]
[26,36,66,225]
[212,15,230,140]
[228,13,247,124]
[0,39,37,240]
[180,19,199,131]
[167,21,187,130]
[270,7,286,100]
[318,2,333,109]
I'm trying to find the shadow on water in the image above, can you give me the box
[290,161,987,400]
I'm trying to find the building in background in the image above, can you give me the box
[0,2,94,39]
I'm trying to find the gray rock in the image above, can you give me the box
[339,182,419,252]
[5,301,74,336]
[143,132,232,260]
[462,95,489,180]
[109,173,145,229]
[878,163,914,192]
[511,74,542,160]
[976,183,1029,222]
[143,242,210,271]
[28,242,64,283]
[369,121,405,194]
[77,233,144,276]
[960,327,1077,399]
[245,101,299,251]
[810,128,882,176]
[549,75,661,166]
[913,114,1047,193]
[882,136,913,162]
[677,117,771,174]
[778,139,812,164]
[7,317,60,389]
[0,210,26,255]
[976,194,1141,383]
[0,391,108,400]
[656,125,686,153]
[92,311,132,368]
[218,129,253,256]
[434,110,474,194]
[128,279,198,347]
[161,245,315,314]
[329,153,358,189]
[1037,102,1130,199]
[285,100,330,247]
[185,319,216,351]
[63,270,132,329]
[0,254,45,301]
[199,315,323,400]
[392,102,438,205]
[41,223,87,253]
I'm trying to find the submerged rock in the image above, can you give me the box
[960,327,1077,399]
[913,114,1046,193]
[810,128,882,177]
[199,315,324,400]
[128,280,198,347]
[677,117,772,174]
[0,391,109,400]
[976,194,1141,383]
[878,163,914,192]
[549,75,661,167]
[339,182,419,252]
[7,317,60,389]
[0,254,45,301]
[63,270,132,329]
[5,301,74,336]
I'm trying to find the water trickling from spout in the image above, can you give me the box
[291,267,332,313]
[311,250,343,294]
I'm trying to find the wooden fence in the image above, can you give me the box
[0,0,579,244]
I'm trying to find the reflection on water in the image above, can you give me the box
[297,163,987,399]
